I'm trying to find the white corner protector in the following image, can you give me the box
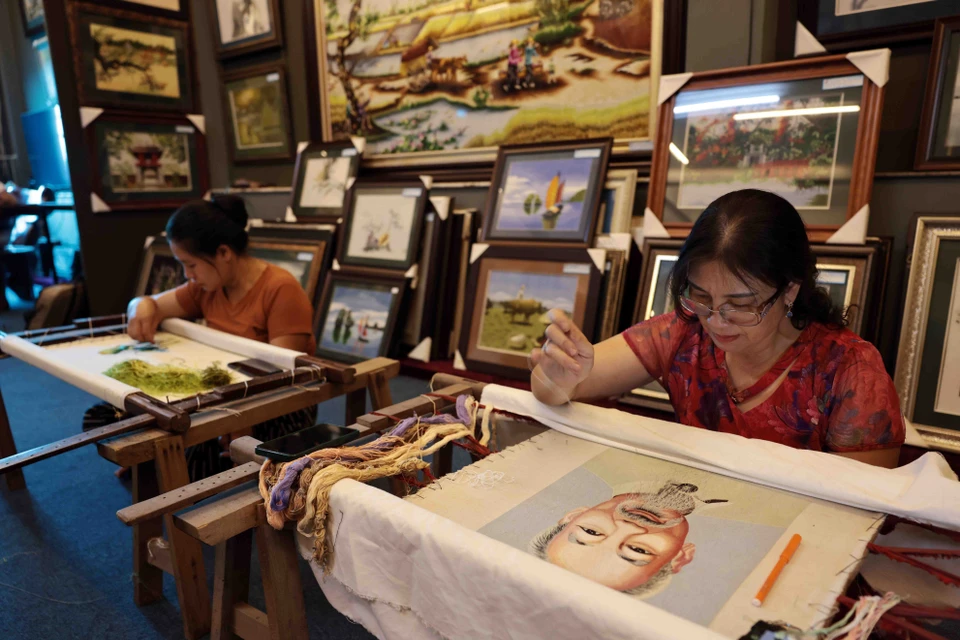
[419,175,434,191]
[586,248,607,273]
[297,141,309,155]
[408,337,432,363]
[902,416,928,449]
[595,232,632,253]
[470,243,489,264]
[658,72,693,105]
[453,350,467,371]
[203,191,212,201]
[332,259,342,271]
[643,208,670,238]
[632,227,645,251]
[405,263,419,289]
[186,114,206,134]
[430,196,451,221]
[846,49,891,88]
[91,193,111,213]
[80,107,104,129]
[826,205,869,245]
[143,236,153,249]
[794,22,826,57]
[250,218,264,227]
[349,136,366,155]
[346,177,357,192]
[284,206,298,222]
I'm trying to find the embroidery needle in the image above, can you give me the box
[752,533,802,607]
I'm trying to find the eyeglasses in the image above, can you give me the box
[678,290,781,327]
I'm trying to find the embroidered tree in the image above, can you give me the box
[523,193,542,215]
[91,27,176,94]
[325,0,380,134]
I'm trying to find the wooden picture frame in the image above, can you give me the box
[599,168,639,236]
[306,0,688,168]
[648,55,884,241]
[222,62,294,163]
[895,216,960,453]
[209,0,283,59]
[402,197,451,350]
[481,138,612,247]
[96,0,189,20]
[459,245,603,379]
[88,112,210,212]
[68,3,196,111]
[290,141,362,221]
[314,271,407,363]
[134,236,183,297]
[595,248,628,342]
[916,15,960,171]
[798,0,960,51]
[336,179,429,272]
[20,0,44,35]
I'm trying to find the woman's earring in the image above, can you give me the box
[786,301,794,318]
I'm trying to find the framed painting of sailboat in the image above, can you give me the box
[481,139,612,247]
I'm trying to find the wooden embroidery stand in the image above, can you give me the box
[116,375,483,640]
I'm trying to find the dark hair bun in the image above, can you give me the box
[212,194,248,229]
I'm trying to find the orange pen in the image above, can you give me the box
[752,533,802,607]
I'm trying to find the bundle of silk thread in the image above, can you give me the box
[258,394,491,569]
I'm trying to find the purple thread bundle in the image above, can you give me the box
[268,394,475,512]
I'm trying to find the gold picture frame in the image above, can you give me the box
[895,216,960,453]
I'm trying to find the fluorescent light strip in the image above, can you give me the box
[733,105,860,120]
[669,142,689,165]
[673,95,780,115]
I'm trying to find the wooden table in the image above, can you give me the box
[116,375,482,640]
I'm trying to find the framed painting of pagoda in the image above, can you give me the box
[88,113,209,212]
[480,139,612,247]
[648,55,885,241]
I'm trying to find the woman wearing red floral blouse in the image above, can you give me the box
[531,189,904,468]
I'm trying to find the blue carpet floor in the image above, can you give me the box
[0,355,431,639]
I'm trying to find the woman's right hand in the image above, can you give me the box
[530,309,595,402]
[127,297,161,343]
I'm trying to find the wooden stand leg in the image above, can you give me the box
[211,530,252,640]
[367,370,393,411]
[344,387,366,425]
[256,525,309,640]
[132,461,164,605]
[0,389,25,491]
[155,437,212,640]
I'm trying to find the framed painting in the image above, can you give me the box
[402,198,450,349]
[895,216,960,453]
[917,16,960,170]
[308,0,687,166]
[594,248,628,341]
[599,168,639,236]
[88,113,209,212]
[648,55,884,241]
[290,141,362,221]
[481,139,612,246]
[209,0,283,59]
[134,236,183,297]
[459,245,603,379]
[314,271,407,363]
[96,0,189,19]
[68,3,195,111]
[337,180,429,272]
[223,63,294,163]
[798,0,960,50]
[20,0,44,35]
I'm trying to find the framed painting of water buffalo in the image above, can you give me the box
[459,245,603,379]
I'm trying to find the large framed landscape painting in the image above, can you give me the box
[460,246,602,379]
[311,0,673,164]
[69,3,195,111]
[89,114,208,211]
[649,55,884,240]
[315,272,407,363]
[482,139,611,246]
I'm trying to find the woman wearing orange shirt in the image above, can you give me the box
[88,195,318,479]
